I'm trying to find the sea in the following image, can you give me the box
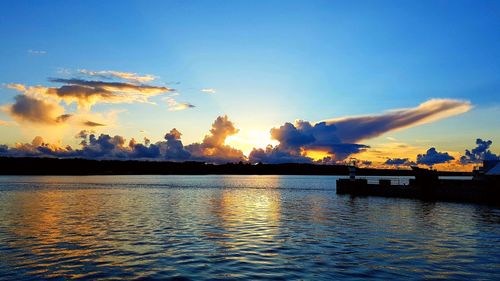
[0,175,499,280]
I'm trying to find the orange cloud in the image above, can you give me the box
[165,96,195,111]
[7,78,174,110]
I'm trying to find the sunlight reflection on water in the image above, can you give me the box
[0,175,499,280]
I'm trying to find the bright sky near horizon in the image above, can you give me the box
[0,0,499,170]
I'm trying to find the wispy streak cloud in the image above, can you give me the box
[201,88,216,94]
[325,99,472,143]
[79,69,157,83]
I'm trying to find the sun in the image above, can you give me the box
[225,128,279,156]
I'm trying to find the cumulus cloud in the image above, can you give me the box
[416,148,454,166]
[460,139,498,164]
[249,145,313,164]
[0,116,245,164]
[249,120,369,163]
[162,128,191,160]
[185,115,245,163]
[384,158,415,166]
[0,136,73,158]
[250,99,471,163]
[79,69,157,83]
[0,95,475,166]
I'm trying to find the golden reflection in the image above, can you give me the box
[1,185,165,278]
[205,176,282,256]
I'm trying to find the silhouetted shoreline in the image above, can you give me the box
[0,157,471,176]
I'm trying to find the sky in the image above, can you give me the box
[0,0,499,170]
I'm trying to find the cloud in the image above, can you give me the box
[0,94,474,166]
[2,90,121,130]
[46,78,173,109]
[28,49,47,55]
[165,96,195,111]
[185,115,246,163]
[0,120,16,126]
[324,99,472,143]
[250,99,471,163]
[7,77,174,110]
[360,160,373,167]
[384,158,415,166]
[0,136,73,158]
[55,114,73,123]
[6,83,26,91]
[162,128,191,160]
[201,88,216,94]
[460,139,499,164]
[0,116,245,164]
[5,95,66,124]
[416,148,454,166]
[83,121,106,127]
[249,145,313,164]
[79,69,157,83]
[249,120,369,163]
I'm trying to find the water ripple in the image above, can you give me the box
[0,175,499,280]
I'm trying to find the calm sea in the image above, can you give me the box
[0,175,499,280]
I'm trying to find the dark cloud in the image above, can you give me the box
[162,129,191,160]
[49,78,171,94]
[270,122,315,149]
[324,144,369,160]
[361,160,373,166]
[56,114,73,123]
[416,148,454,166]
[249,145,313,164]
[385,158,415,166]
[7,95,66,124]
[460,139,499,164]
[0,145,8,153]
[83,121,106,127]
[130,143,161,158]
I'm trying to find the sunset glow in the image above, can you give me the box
[0,1,498,170]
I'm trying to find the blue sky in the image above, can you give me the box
[0,0,498,168]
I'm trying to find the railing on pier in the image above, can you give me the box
[352,176,412,186]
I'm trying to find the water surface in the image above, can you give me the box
[0,175,499,280]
